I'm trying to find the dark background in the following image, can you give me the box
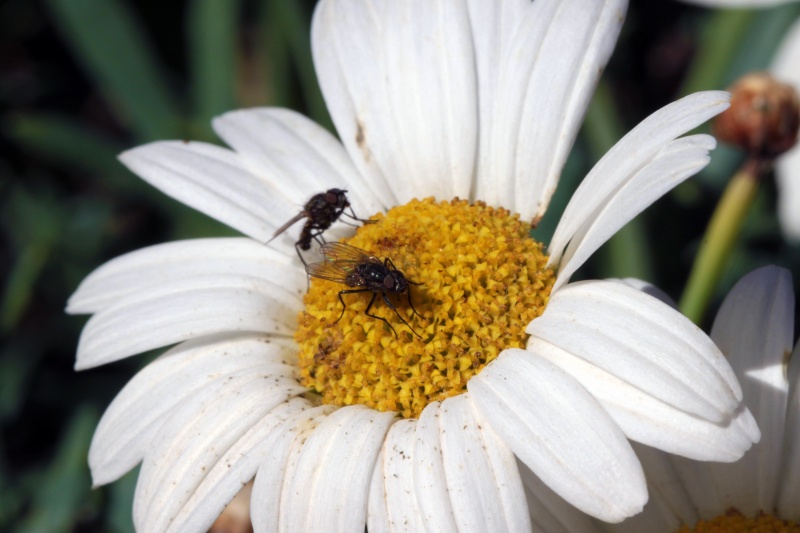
[2,0,799,531]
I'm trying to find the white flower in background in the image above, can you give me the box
[660,266,800,531]
[67,0,758,531]
[518,266,799,532]
[773,17,800,241]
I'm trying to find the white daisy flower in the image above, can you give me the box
[541,266,798,532]
[68,0,759,531]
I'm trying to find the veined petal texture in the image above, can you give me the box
[67,238,303,314]
[212,107,385,217]
[75,273,300,369]
[548,91,729,267]
[120,141,296,242]
[468,348,647,522]
[313,0,478,205]
[528,280,743,422]
[485,0,627,222]
[89,333,298,486]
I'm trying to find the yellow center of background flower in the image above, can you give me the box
[295,197,555,418]
[679,510,800,532]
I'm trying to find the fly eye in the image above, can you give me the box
[383,275,395,290]
[325,191,338,204]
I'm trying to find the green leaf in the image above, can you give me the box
[271,0,332,130]
[258,0,292,107]
[45,0,182,141]
[0,340,39,423]
[2,243,51,333]
[187,0,242,137]
[107,468,137,533]
[15,406,98,533]
[727,3,800,82]
[1,187,61,333]
[2,114,138,192]
[681,9,755,96]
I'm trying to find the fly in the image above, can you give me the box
[268,189,372,265]
[305,242,423,338]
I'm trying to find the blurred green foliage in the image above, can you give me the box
[1,0,799,531]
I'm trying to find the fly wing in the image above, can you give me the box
[319,242,375,263]
[305,259,360,283]
[265,211,306,244]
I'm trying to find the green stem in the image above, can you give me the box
[678,160,763,324]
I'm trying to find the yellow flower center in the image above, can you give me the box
[679,510,800,532]
[295,197,555,418]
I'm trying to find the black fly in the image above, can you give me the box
[268,188,372,266]
[305,242,423,338]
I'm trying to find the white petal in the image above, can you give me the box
[366,446,390,533]
[439,393,531,533]
[280,405,396,532]
[773,14,800,90]
[212,107,385,216]
[613,278,678,308]
[468,348,647,522]
[132,370,305,532]
[548,91,730,266]
[312,0,478,203]
[251,405,337,533]
[464,0,530,205]
[778,339,800,521]
[67,238,302,314]
[89,333,297,486]
[529,336,758,461]
[75,274,300,369]
[120,141,296,242]
[773,17,800,241]
[413,402,459,532]
[553,135,716,291]
[476,408,534,533]
[709,266,793,514]
[379,419,424,533]
[162,398,312,533]
[528,280,743,422]
[482,0,627,221]
[775,146,800,242]
[516,460,604,533]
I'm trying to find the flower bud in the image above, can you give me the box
[714,72,800,159]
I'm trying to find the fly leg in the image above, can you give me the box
[343,206,375,225]
[381,293,422,339]
[364,292,397,337]
[310,229,327,247]
[295,241,309,268]
[406,286,422,320]
[335,288,373,324]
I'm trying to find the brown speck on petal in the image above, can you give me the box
[355,118,372,163]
